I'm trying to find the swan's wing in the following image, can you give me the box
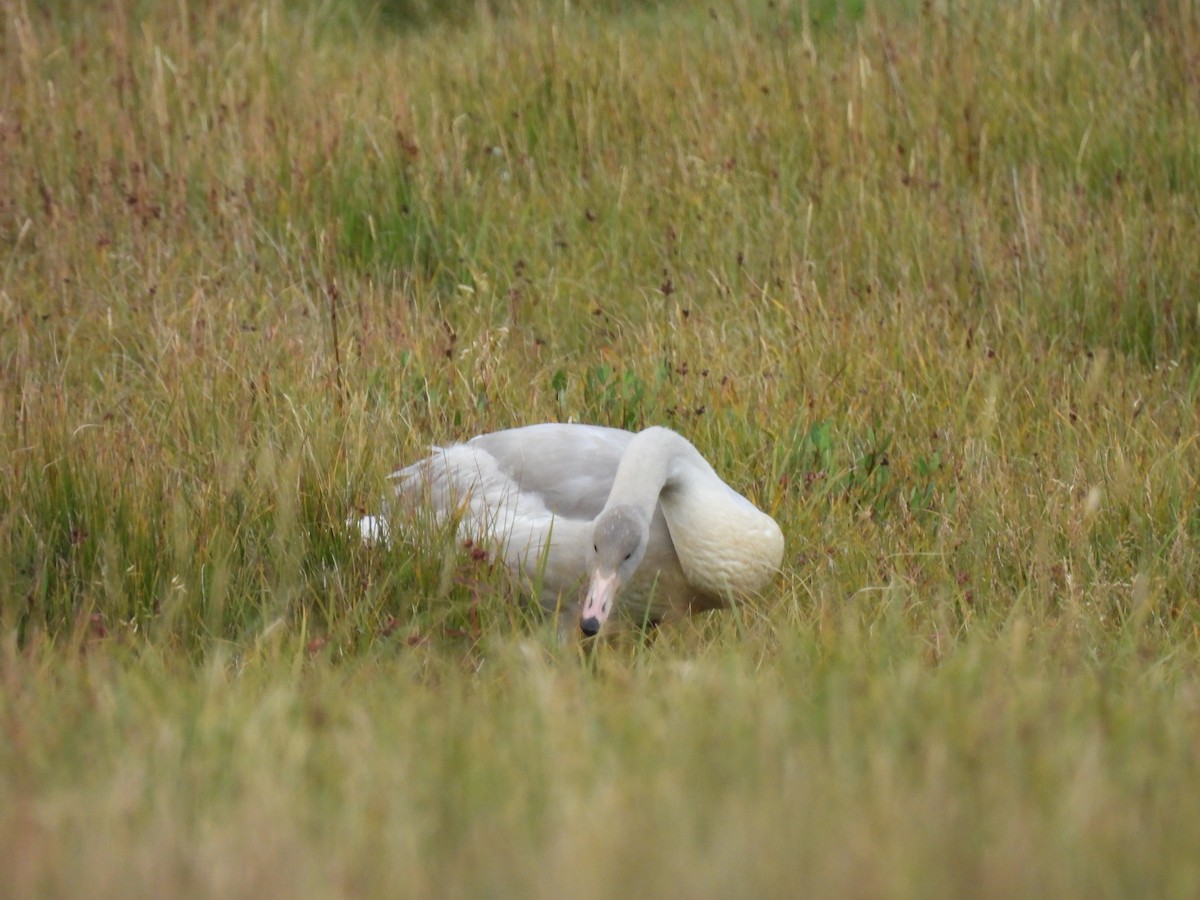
[387,426,624,603]
[465,423,632,522]
[387,422,630,543]
[389,442,552,532]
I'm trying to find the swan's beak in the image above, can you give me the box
[580,569,619,636]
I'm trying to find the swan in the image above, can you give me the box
[361,424,784,637]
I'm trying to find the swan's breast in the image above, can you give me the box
[661,481,784,598]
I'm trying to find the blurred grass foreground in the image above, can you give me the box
[3,0,1200,897]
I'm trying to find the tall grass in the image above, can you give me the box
[2,0,1200,896]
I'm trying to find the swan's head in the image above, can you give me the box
[580,505,649,637]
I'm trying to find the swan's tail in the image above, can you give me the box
[349,449,446,547]
[352,514,392,546]
[351,443,539,554]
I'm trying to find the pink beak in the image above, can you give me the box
[580,569,619,636]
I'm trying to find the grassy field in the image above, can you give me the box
[3,0,1200,895]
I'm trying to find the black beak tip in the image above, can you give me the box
[580,616,601,637]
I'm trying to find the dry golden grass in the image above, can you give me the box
[2,0,1200,896]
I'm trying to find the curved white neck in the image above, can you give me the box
[601,427,709,521]
[601,426,783,599]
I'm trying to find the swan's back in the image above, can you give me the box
[466,423,632,522]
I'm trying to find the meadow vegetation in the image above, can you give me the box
[3,0,1200,895]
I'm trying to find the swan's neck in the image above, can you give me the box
[601,427,705,523]
[602,427,783,598]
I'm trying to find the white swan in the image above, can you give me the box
[365,424,784,636]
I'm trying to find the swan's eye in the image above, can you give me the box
[593,544,598,554]
[624,552,632,562]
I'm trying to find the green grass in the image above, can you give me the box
[3,0,1200,895]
